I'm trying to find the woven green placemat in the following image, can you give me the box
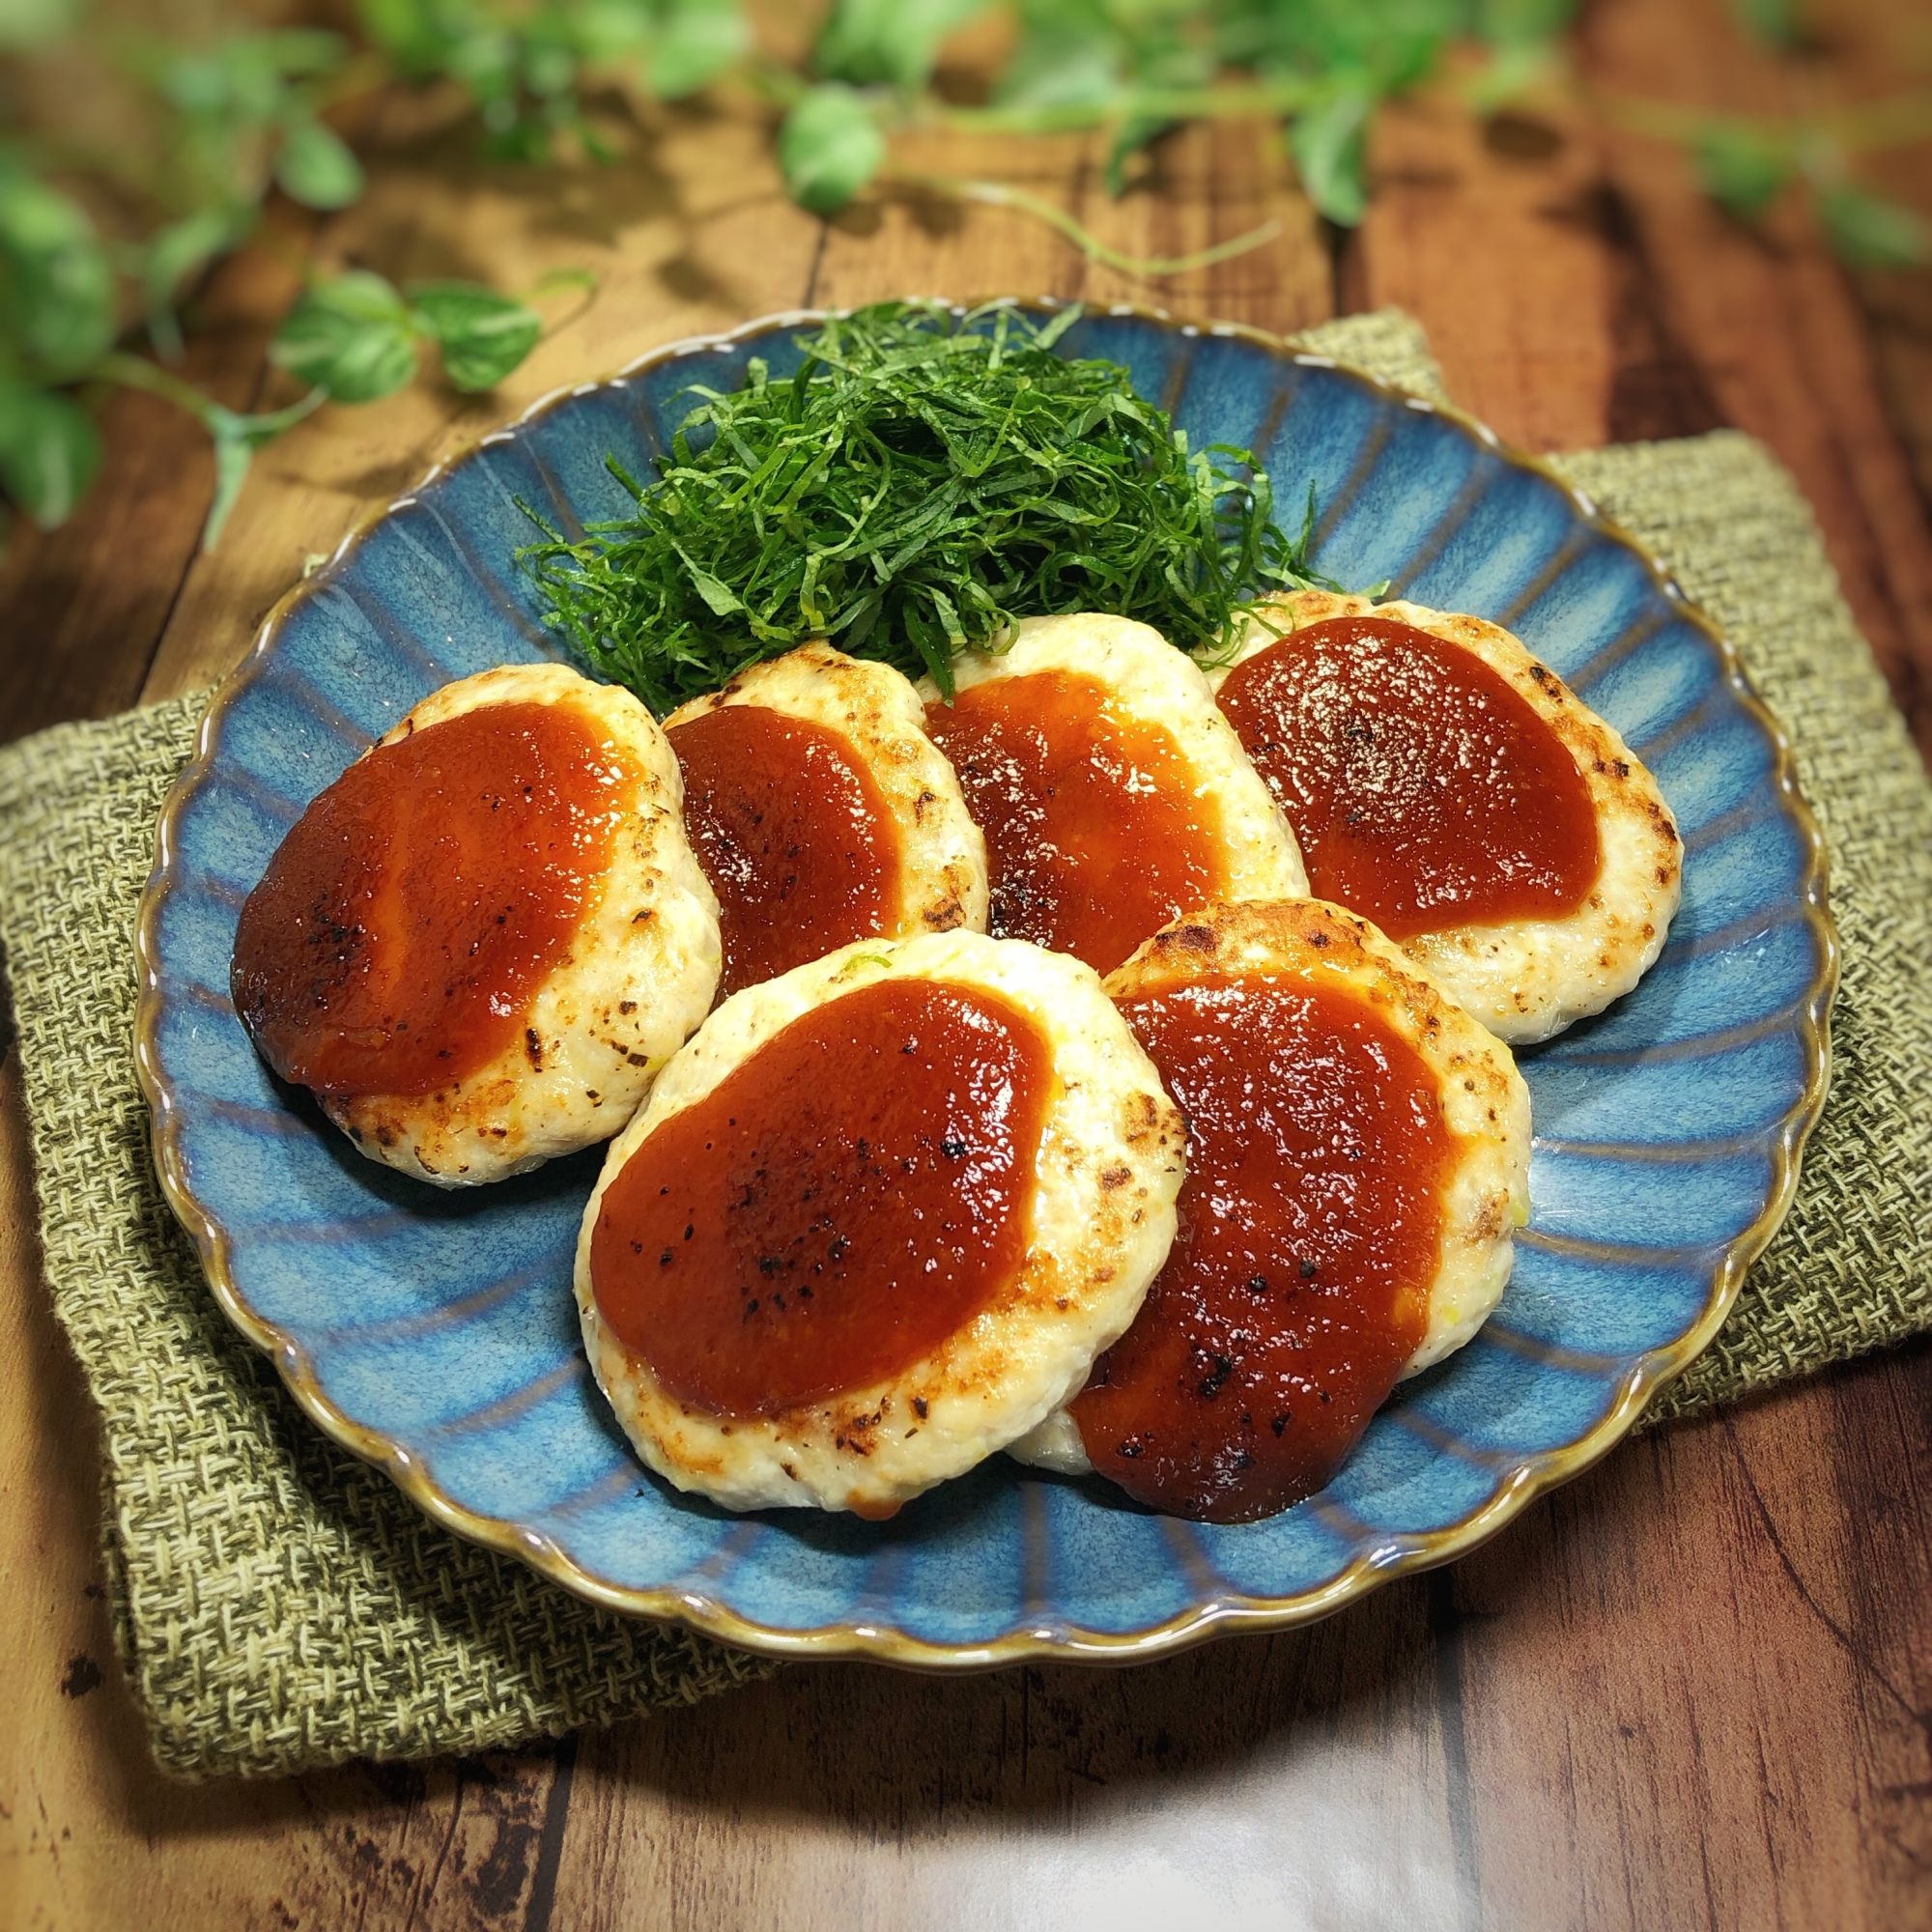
[1,312,1927,1780]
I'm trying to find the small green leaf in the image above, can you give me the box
[409,282,545,390]
[274,117,367,212]
[306,267,412,324]
[144,210,238,315]
[1103,115,1172,198]
[779,83,886,216]
[0,165,117,373]
[198,381,329,547]
[1818,185,1929,269]
[0,380,101,528]
[260,27,350,77]
[1463,39,1556,115]
[644,0,750,97]
[0,0,79,51]
[203,431,254,550]
[356,0,455,75]
[569,0,654,60]
[815,0,988,91]
[1471,0,1579,47]
[523,37,578,99]
[1731,0,1796,47]
[446,24,521,102]
[1694,125,1793,221]
[271,270,420,402]
[143,209,240,360]
[994,17,1120,111]
[1291,86,1373,227]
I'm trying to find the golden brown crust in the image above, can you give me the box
[1116,898,1532,1371]
[1010,896,1531,1477]
[917,611,1308,902]
[575,930,1186,1517]
[665,642,989,943]
[321,663,721,1186]
[1207,590,1682,1043]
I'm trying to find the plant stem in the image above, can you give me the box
[890,174,1283,277]
[923,79,1321,135]
[95,351,227,428]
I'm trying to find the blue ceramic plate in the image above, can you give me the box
[136,303,1834,1665]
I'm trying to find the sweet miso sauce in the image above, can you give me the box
[1071,973,1454,1521]
[590,978,1050,1416]
[668,705,902,999]
[1216,616,1601,939]
[923,671,1226,975]
[231,701,633,1096]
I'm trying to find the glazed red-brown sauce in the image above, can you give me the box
[1070,973,1454,1521]
[668,704,902,999]
[590,978,1050,1417]
[923,671,1227,975]
[231,701,633,1096]
[1216,616,1601,940]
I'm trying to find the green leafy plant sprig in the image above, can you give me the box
[517,299,1332,714]
[773,0,1929,259]
[1595,93,1932,270]
[2,0,1925,548]
[0,0,724,544]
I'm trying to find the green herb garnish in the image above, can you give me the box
[516,299,1331,713]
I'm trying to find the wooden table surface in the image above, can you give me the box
[4,0,1930,1924]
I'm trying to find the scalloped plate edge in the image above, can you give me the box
[133,297,1839,1668]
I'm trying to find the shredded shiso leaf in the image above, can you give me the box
[516,298,1333,713]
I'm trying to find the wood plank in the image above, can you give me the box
[1358,80,1728,453]
[1445,1347,1932,1931]
[528,1364,1932,1932]
[0,224,306,750]
[810,115,1333,337]
[1360,84,1622,452]
[0,1046,571,1930]
[1804,0,1932,644]
[1579,0,1932,763]
[138,89,825,709]
[547,1581,1468,1931]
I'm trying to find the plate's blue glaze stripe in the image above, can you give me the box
[426,1352,586,1439]
[200,761,301,826]
[1533,1125,1791,1162]
[1378,460,1495,602]
[1546,1002,1818,1067]
[1565,604,1674,693]
[1492,525,1596,631]
[174,977,236,1015]
[253,655,380,753]
[140,306,1833,1659]
[177,868,249,914]
[311,1258,560,1345]
[1392,1335,1621,1460]
[320,582,454,690]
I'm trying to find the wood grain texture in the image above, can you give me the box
[0,223,307,751]
[1796,0,1932,536]
[3,4,1931,1923]
[139,88,824,710]
[1578,0,1932,765]
[0,1047,566,1932]
[811,115,1333,336]
[1358,83,1728,454]
[511,1342,1929,1932]
[1359,83,1625,453]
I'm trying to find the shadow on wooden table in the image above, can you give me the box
[7,1026,1929,1926]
